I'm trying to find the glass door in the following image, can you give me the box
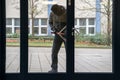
[28,0,67,73]
[74,0,113,73]
[6,0,20,73]
[0,0,120,80]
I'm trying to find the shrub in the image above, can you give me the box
[75,33,91,42]
[6,33,20,38]
[90,34,107,45]
[75,33,109,45]
[28,35,54,41]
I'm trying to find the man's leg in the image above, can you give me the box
[49,34,63,73]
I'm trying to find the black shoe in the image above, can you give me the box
[48,69,58,73]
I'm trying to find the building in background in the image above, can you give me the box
[6,0,112,36]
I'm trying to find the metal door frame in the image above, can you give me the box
[0,0,120,80]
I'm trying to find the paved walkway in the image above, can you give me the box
[6,47,112,73]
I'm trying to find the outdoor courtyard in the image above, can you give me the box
[6,47,112,73]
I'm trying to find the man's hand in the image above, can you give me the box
[57,32,64,35]
[51,31,64,35]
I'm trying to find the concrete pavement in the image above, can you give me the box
[6,47,112,73]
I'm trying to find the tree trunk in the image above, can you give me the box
[31,14,34,37]
[31,0,34,37]
[107,0,111,46]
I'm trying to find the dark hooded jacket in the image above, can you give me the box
[49,5,66,32]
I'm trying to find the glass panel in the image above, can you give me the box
[41,27,47,34]
[6,18,12,25]
[6,27,12,34]
[14,18,20,26]
[79,18,86,26]
[28,0,66,73]
[75,19,77,25]
[41,19,47,25]
[6,0,20,73]
[34,27,39,34]
[88,18,95,25]
[14,27,20,34]
[34,19,39,26]
[75,0,112,72]
[79,27,86,34]
[89,27,94,34]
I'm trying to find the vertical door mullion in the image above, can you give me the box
[113,0,120,76]
[20,0,28,79]
[67,0,74,79]
[0,0,6,80]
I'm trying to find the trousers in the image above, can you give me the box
[51,33,66,69]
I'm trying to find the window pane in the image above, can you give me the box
[34,19,39,26]
[41,19,47,25]
[34,27,39,34]
[79,27,86,34]
[6,18,12,25]
[75,19,77,25]
[28,0,66,73]
[89,27,94,34]
[75,0,112,73]
[41,27,47,34]
[6,0,20,73]
[79,18,86,26]
[15,27,20,34]
[89,18,95,25]
[14,18,20,26]
[6,27,12,34]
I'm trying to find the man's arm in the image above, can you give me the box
[49,12,55,31]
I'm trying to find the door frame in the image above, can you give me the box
[0,0,120,80]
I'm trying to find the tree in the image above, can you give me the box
[75,0,112,46]
[100,0,112,46]
[12,0,47,36]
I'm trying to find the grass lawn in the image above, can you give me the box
[6,41,112,49]
[6,42,53,47]
[29,42,53,47]
[75,42,111,48]
[6,42,20,47]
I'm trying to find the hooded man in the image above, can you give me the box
[48,4,66,73]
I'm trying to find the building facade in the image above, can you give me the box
[6,0,112,36]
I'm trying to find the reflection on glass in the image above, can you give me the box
[28,0,66,73]
[75,0,112,72]
[6,0,20,73]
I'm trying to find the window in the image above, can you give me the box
[6,18,12,34]
[79,18,86,26]
[6,18,12,25]
[88,18,95,25]
[75,19,77,25]
[6,27,12,34]
[41,19,47,25]
[15,27,20,34]
[41,27,47,34]
[5,0,20,74]
[75,0,112,74]
[78,18,95,35]
[1,0,118,80]
[34,19,39,26]
[88,27,94,34]
[14,18,20,26]
[34,27,39,34]
[79,27,86,34]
